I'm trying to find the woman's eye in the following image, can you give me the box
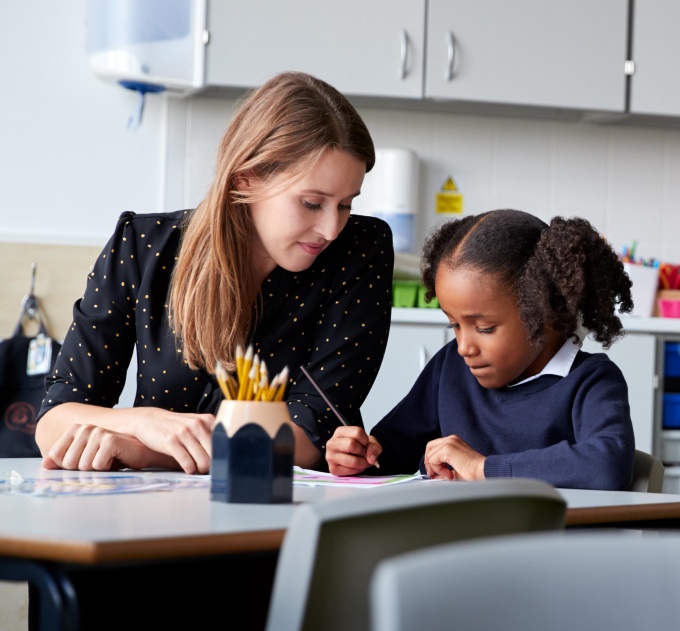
[339,203,353,212]
[302,200,322,210]
[446,322,459,330]
[477,327,494,334]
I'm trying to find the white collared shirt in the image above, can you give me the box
[510,336,582,387]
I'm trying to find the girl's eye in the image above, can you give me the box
[446,322,459,330]
[302,200,322,210]
[339,203,353,212]
[477,327,494,334]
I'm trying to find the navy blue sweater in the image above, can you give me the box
[371,340,635,490]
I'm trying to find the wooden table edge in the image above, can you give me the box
[0,529,286,565]
[566,501,680,526]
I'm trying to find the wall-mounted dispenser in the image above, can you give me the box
[354,147,419,253]
[86,0,207,127]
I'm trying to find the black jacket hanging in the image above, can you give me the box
[0,295,61,457]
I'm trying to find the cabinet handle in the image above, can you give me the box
[419,346,428,371]
[400,29,410,79]
[446,31,456,81]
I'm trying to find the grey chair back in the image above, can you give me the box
[265,478,566,631]
[370,530,680,631]
[630,448,665,492]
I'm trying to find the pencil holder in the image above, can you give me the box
[210,400,295,504]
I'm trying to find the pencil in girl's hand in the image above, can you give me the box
[299,365,350,426]
[299,364,381,469]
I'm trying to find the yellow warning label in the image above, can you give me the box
[436,192,463,214]
[437,176,463,213]
[441,176,458,192]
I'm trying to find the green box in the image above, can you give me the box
[392,280,419,307]
[417,285,439,309]
[392,281,440,309]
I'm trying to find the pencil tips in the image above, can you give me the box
[219,344,288,402]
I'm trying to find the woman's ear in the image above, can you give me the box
[233,174,251,192]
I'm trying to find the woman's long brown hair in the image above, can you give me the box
[167,72,375,373]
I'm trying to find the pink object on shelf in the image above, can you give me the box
[658,298,680,318]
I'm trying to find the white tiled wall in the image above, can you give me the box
[177,96,680,265]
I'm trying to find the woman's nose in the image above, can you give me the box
[316,211,345,241]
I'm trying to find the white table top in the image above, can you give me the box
[1,459,680,564]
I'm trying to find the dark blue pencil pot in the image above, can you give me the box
[210,401,295,504]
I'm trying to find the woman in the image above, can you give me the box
[36,71,394,474]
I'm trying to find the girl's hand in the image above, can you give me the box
[326,426,382,476]
[424,435,486,481]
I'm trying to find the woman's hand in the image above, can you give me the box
[424,435,486,481]
[122,408,215,473]
[38,405,216,474]
[41,424,179,472]
[326,425,382,476]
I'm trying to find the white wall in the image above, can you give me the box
[0,0,165,247]
[4,0,680,271]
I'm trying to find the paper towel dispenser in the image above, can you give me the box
[353,148,420,253]
[86,0,207,96]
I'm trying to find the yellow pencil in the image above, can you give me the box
[215,361,232,400]
[235,344,244,383]
[227,374,238,399]
[274,366,289,401]
[255,374,268,401]
[237,345,254,400]
[264,374,279,401]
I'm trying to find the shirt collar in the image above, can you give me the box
[510,336,581,387]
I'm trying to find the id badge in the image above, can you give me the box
[27,335,52,376]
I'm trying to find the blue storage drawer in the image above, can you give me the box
[663,393,680,429]
[665,342,680,377]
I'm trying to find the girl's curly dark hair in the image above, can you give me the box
[421,209,634,349]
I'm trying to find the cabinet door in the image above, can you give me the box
[629,1,680,116]
[361,323,448,432]
[205,0,425,99]
[582,334,657,455]
[425,0,628,111]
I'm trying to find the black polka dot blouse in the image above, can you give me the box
[39,210,394,458]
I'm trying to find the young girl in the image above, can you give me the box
[326,208,636,490]
[36,71,394,474]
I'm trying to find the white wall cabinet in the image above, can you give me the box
[424,0,628,112]
[582,333,657,455]
[629,1,680,117]
[87,0,680,122]
[205,0,426,99]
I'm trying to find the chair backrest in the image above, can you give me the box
[370,530,680,631]
[265,478,566,631]
[629,448,665,492]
